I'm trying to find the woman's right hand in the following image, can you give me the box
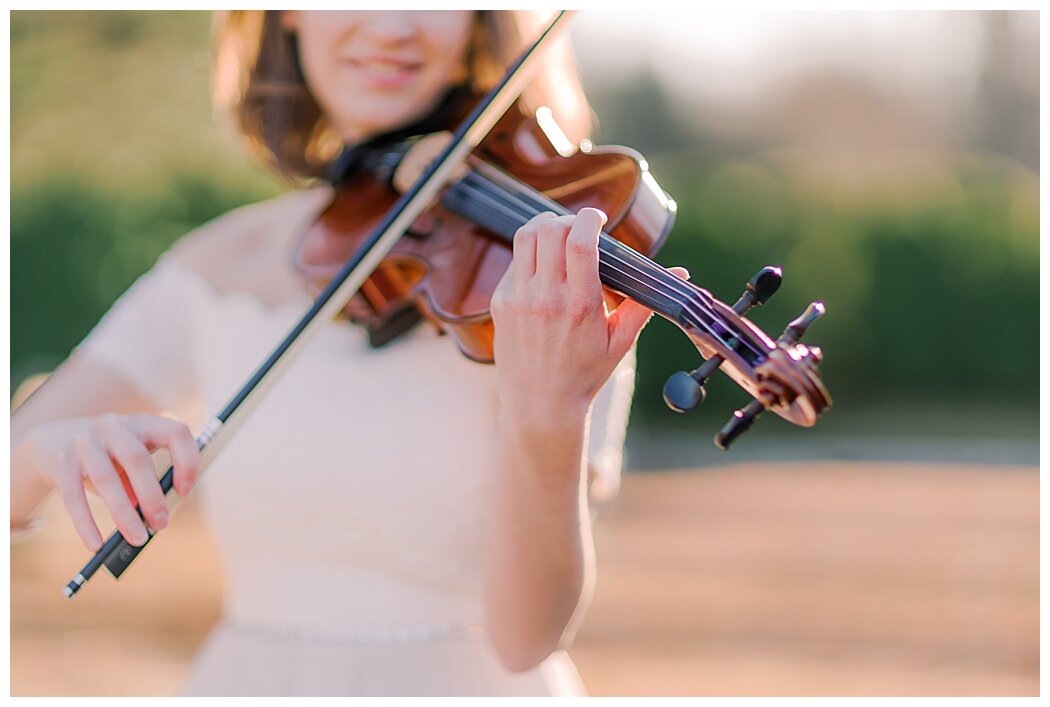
[16,413,199,551]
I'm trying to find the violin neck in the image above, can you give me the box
[596,233,689,320]
[441,164,691,324]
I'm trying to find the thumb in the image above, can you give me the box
[607,266,691,358]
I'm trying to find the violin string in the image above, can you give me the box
[454,164,759,348]
[450,170,748,354]
[461,166,711,312]
[454,170,710,318]
[463,167,769,363]
[451,172,687,321]
[467,167,769,362]
[448,169,767,360]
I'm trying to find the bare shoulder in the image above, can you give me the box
[168,186,333,306]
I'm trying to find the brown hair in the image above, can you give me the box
[212,11,592,183]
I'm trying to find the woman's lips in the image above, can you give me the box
[346,57,422,89]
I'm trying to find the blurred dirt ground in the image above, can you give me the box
[9,461,1038,696]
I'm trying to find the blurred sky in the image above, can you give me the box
[575,10,991,97]
[571,10,1038,145]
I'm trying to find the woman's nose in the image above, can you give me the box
[360,11,418,45]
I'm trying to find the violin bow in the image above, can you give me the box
[63,10,576,598]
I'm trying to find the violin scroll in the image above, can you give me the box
[662,266,832,449]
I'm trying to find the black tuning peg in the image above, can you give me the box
[733,266,782,314]
[714,399,766,450]
[663,266,783,414]
[662,363,715,412]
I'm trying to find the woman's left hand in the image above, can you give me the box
[490,207,688,427]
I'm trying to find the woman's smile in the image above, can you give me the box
[344,54,424,90]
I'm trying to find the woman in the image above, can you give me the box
[11,11,686,695]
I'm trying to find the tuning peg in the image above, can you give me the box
[663,267,784,414]
[778,301,826,346]
[714,399,766,450]
[733,266,782,314]
[662,361,716,412]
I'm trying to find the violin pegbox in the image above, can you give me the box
[661,266,832,450]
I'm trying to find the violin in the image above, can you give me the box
[63,11,828,598]
[295,99,830,444]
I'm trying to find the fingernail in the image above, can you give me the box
[156,511,168,528]
[133,527,148,545]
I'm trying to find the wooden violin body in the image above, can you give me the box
[295,104,674,362]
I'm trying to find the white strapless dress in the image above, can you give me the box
[75,192,637,696]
